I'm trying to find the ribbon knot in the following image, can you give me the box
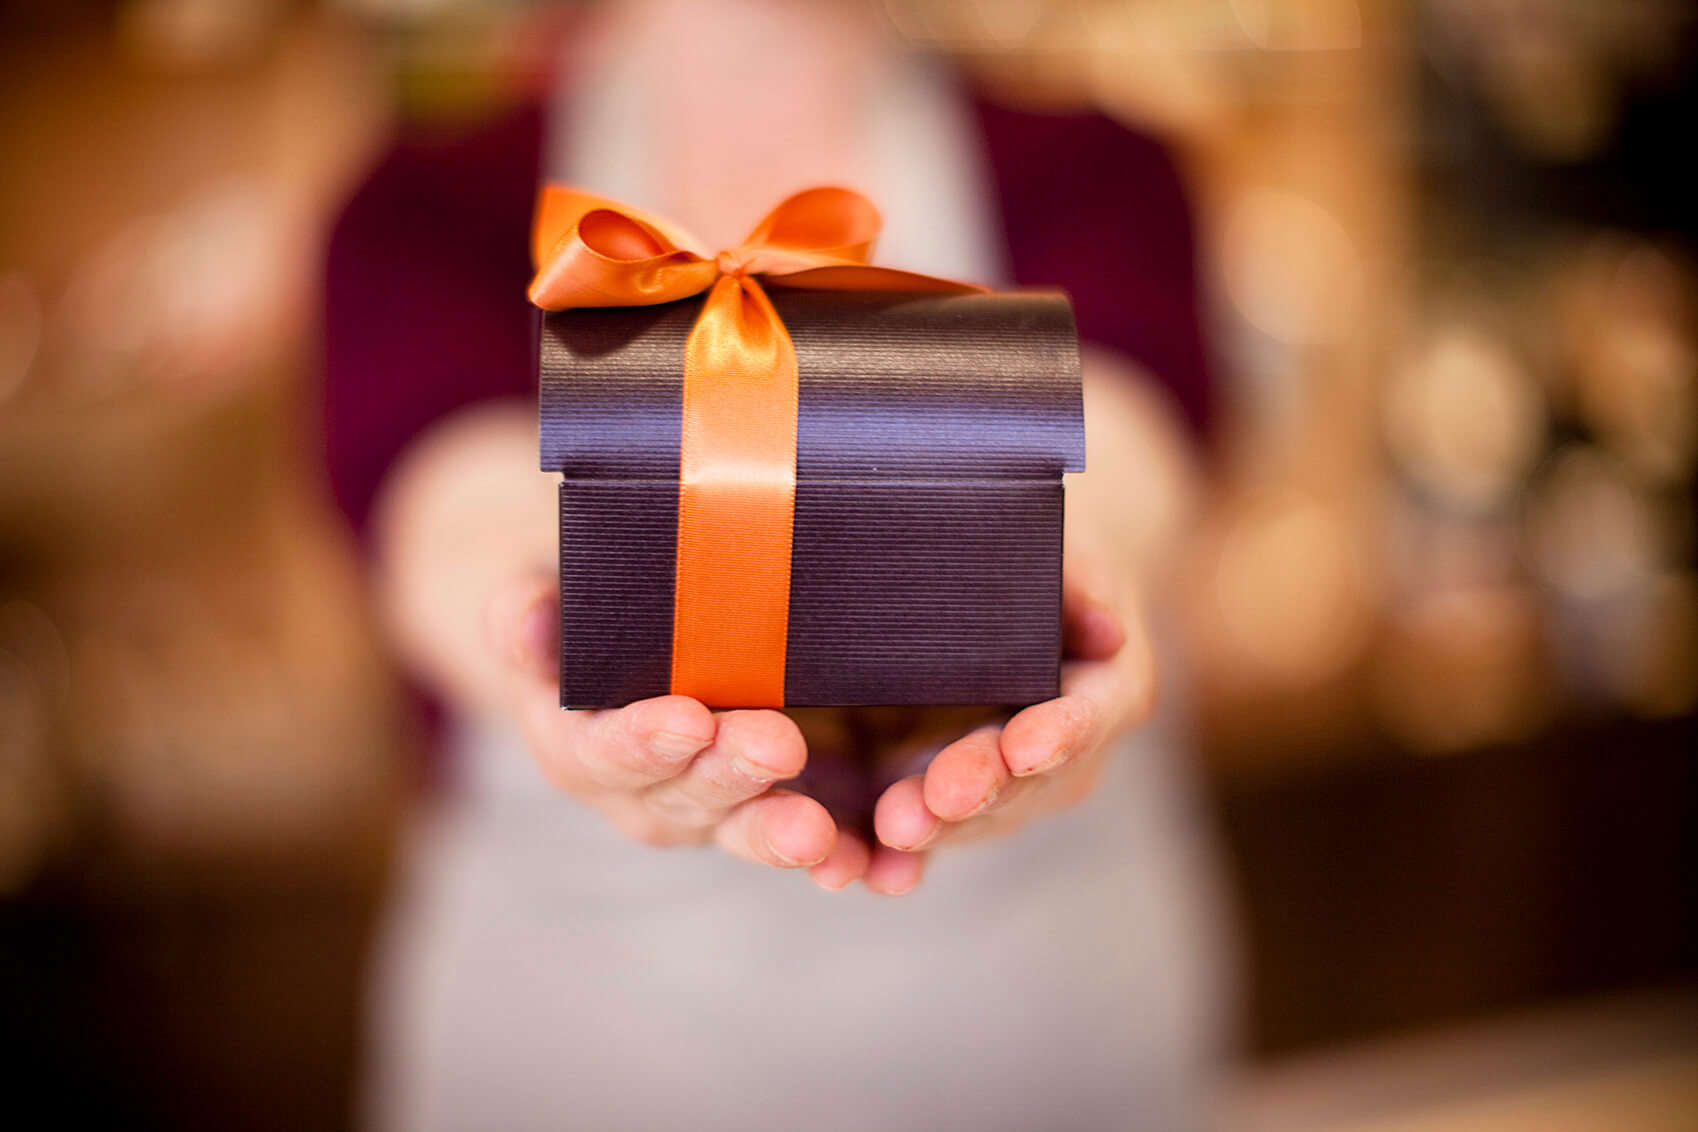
[714,248,753,278]
[529,185,982,708]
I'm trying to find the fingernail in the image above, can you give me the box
[869,872,921,897]
[764,831,813,868]
[730,755,778,784]
[1013,746,1070,778]
[895,819,941,852]
[812,869,852,892]
[961,780,1002,819]
[649,730,710,763]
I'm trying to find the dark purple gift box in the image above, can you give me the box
[538,289,1084,710]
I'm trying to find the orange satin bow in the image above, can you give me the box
[529,185,980,708]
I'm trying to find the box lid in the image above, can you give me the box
[538,289,1083,479]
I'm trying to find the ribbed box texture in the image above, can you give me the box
[543,289,1082,709]
[560,478,1064,708]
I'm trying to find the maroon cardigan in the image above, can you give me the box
[321,92,1213,539]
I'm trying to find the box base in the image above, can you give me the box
[559,478,1065,710]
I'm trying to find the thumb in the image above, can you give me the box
[1062,552,1128,662]
[484,573,559,685]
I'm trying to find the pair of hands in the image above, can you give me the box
[486,555,1155,895]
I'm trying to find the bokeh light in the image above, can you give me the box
[1221,189,1366,348]
[0,271,42,405]
[1208,489,1375,685]
[3,3,1694,1126]
[1384,323,1545,514]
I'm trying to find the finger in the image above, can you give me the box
[517,688,717,794]
[714,790,836,868]
[921,726,1013,823]
[888,746,1033,853]
[484,572,560,684]
[1063,620,1156,735]
[809,829,872,891]
[872,774,941,852]
[1003,619,1155,780]
[642,709,808,820]
[999,694,1094,780]
[862,845,927,895]
[488,572,722,793]
[1062,561,1128,661]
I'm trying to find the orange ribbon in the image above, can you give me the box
[529,185,980,707]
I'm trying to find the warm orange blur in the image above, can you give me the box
[3,2,1694,1130]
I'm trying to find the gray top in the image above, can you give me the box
[366,714,1233,1132]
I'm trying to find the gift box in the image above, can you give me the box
[528,184,1085,710]
[539,288,1084,709]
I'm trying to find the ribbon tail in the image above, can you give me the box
[670,275,797,707]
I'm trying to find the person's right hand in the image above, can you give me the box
[485,573,900,890]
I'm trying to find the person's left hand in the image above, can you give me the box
[803,551,1156,895]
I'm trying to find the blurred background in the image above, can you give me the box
[2,0,1694,1128]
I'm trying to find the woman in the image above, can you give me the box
[325,1,1232,1127]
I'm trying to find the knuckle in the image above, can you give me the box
[720,710,804,760]
[608,809,697,848]
[623,696,714,748]
[709,712,801,784]
[587,733,682,786]
[532,742,585,795]
[644,791,720,826]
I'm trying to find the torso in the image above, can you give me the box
[361,45,1232,1132]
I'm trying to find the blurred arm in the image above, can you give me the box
[1071,346,1202,594]
[370,400,554,717]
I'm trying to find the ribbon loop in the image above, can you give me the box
[531,185,983,707]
